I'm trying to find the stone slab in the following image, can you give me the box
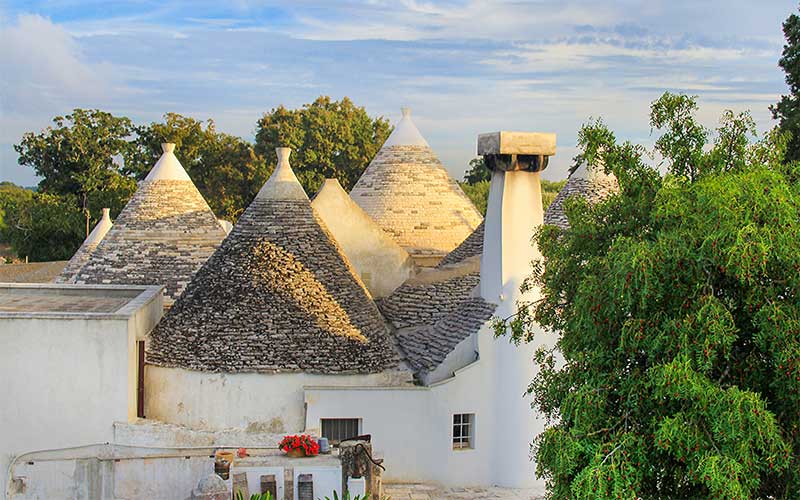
[477,131,556,156]
[384,483,544,500]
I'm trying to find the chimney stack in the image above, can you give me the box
[477,131,556,303]
[477,130,556,489]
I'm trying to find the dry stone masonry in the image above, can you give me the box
[436,221,484,268]
[350,108,482,262]
[73,145,226,305]
[377,261,480,330]
[56,208,113,283]
[396,296,496,374]
[543,161,619,229]
[147,148,398,374]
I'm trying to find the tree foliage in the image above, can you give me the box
[773,8,800,162]
[501,93,800,499]
[9,98,394,260]
[14,109,136,236]
[1,192,86,261]
[255,96,391,194]
[463,157,491,184]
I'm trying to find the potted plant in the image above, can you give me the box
[279,434,320,458]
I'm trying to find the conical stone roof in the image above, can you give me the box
[74,143,226,305]
[349,107,482,261]
[543,161,619,229]
[56,208,113,283]
[147,148,399,374]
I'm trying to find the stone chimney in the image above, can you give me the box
[477,130,556,490]
[478,131,556,304]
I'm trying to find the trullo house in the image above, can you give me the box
[73,143,227,305]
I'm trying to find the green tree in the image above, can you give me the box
[499,93,799,498]
[0,182,33,238]
[773,8,800,162]
[460,180,490,215]
[14,109,136,236]
[463,157,490,184]
[129,113,267,221]
[1,192,85,261]
[254,96,391,194]
[541,179,567,209]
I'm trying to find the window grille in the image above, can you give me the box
[452,413,474,449]
[321,418,361,444]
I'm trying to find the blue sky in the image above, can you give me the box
[0,0,796,185]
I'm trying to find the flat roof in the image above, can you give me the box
[0,283,163,319]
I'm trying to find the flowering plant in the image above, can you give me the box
[278,434,320,456]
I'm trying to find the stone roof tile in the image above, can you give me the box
[543,163,619,229]
[350,109,482,258]
[396,297,496,373]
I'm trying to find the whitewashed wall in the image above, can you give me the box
[0,287,163,497]
[303,321,546,490]
[145,366,413,432]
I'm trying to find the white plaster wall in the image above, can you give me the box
[145,366,413,433]
[480,169,556,489]
[0,317,130,496]
[312,179,416,298]
[304,324,530,488]
[10,455,211,500]
[305,168,556,491]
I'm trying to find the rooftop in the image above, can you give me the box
[0,283,163,318]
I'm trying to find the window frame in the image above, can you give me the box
[452,413,475,450]
[320,417,362,445]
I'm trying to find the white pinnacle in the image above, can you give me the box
[382,107,429,147]
[145,143,193,182]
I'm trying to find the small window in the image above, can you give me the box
[453,413,474,450]
[321,418,361,444]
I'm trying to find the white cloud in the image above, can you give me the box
[0,14,137,135]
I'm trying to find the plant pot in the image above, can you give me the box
[285,448,306,458]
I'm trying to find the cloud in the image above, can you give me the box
[0,0,792,185]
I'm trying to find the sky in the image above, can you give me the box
[0,0,796,186]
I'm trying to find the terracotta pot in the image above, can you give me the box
[285,448,307,458]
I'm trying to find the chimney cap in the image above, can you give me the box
[477,131,556,157]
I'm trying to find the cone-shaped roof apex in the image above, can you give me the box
[257,147,308,201]
[383,107,429,147]
[84,207,113,246]
[350,107,482,258]
[145,143,192,182]
[55,207,114,283]
[73,144,226,303]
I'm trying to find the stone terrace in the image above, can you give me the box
[384,483,543,500]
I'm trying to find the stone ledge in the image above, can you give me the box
[477,131,556,156]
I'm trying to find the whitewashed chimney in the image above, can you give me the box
[477,131,557,489]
